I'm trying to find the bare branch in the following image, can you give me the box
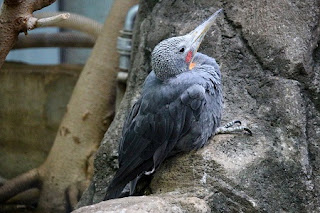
[6,188,40,205]
[36,13,70,27]
[26,16,38,31]
[13,32,96,49]
[34,12,103,38]
[0,169,40,203]
[25,13,70,31]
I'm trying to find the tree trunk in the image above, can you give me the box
[0,0,138,212]
[78,0,320,212]
[36,1,139,211]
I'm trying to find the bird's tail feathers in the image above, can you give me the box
[105,180,127,200]
[105,158,154,200]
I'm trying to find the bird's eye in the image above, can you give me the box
[179,47,185,53]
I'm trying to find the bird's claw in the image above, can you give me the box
[243,127,252,136]
[222,120,241,128]
[215,120,252,136]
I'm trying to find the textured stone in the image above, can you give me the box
[74,195,210,213]
[78,0,320,212]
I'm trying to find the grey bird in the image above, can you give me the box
[105,9,248,200]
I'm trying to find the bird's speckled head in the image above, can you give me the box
[151,9,222,81]
[151,36,190,80]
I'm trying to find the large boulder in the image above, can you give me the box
[78,0,320,212]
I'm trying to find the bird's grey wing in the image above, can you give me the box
[105,80,209,200]
[168,83,214,153]
[118,99,142,162]
[105,87,176,199]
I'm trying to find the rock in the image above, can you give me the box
[78,0,320,212]
[225,0,318,78]
[74,195,210,213]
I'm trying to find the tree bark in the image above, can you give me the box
[36,0,139,211]
[0,0,48,68]
[0,0,70,69]
[0,169,39,203]
[13,32,96,49]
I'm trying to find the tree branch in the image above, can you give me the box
[25,13,70,31]
[6,188,40,205]
[34,12,103,38]
[4,0,23,6]
[35,13,70,28]
[32,0,56,11]
[0,0,64,68]
[13,32,96,49]
[0,169,40,203]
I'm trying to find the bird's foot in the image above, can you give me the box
[215,120,252,136]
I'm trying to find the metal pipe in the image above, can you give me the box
[116,4,139,111]
[117,4,139,72]
[123,4,139,33]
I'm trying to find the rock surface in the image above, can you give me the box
[78,0,320,212]
[74,195,210,213]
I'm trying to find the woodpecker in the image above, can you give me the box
[105,9,250,200]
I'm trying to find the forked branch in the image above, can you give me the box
[0,0,69,68]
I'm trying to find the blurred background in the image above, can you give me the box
[0,0,122,180]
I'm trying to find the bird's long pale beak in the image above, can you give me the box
[187,9,222,68]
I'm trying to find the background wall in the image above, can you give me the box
[0,63,81,178]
